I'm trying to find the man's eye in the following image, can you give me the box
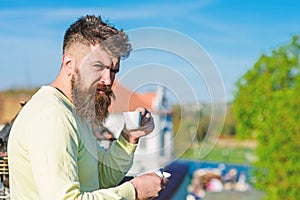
[93,65,105,70]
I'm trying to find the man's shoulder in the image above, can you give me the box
[18,86,73,121]
[30,86,71,110]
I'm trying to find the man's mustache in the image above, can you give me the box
[96,84,115,100]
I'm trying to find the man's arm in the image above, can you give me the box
[97,134,137,188]
[27,108,136,200]
[97,106,154,187]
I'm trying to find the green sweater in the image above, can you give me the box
[8,86,137,199]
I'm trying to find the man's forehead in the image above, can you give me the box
[88,44,119,65]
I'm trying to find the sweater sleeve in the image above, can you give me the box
[97,134,137,188]
[27,108,136,200]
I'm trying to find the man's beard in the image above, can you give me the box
[71,74,114,125]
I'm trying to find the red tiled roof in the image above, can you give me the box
[109,80,156,113]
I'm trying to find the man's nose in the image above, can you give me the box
[100,68,112,86]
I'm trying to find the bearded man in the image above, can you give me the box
[8,15,167,200]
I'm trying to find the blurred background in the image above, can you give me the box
[1,0,300,199]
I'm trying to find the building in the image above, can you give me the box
[104,80,174,175]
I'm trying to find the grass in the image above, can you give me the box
[179,139,257,165]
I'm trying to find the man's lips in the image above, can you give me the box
[98,90,106,95]
[96,88,106,95]
[96,84,113,97]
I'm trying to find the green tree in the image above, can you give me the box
[196,112,210,140]
[255,90,300,199]
[233,35,300,199]
[222,103,236,137]
[234,35,300,139]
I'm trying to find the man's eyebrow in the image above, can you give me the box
[94,61,105,66]
[93,61,111,68]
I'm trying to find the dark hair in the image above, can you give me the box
[63,15,131,58]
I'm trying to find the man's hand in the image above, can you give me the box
[129,173,168,200]
[121,107,154,144]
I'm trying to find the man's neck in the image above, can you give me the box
[50,81,73,102]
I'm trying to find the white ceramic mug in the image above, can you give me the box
[123,111,142,130]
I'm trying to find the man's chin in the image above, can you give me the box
[95,91,108,99]
[95,112,110,124]
[94,103,111,123]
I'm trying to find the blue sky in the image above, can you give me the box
[1,0,300,103]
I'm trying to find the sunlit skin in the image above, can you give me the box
[77,45,120,92]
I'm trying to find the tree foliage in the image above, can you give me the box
[222,103,236,136]
[233,35,300,199]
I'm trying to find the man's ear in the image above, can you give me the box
[62,54,75,76]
